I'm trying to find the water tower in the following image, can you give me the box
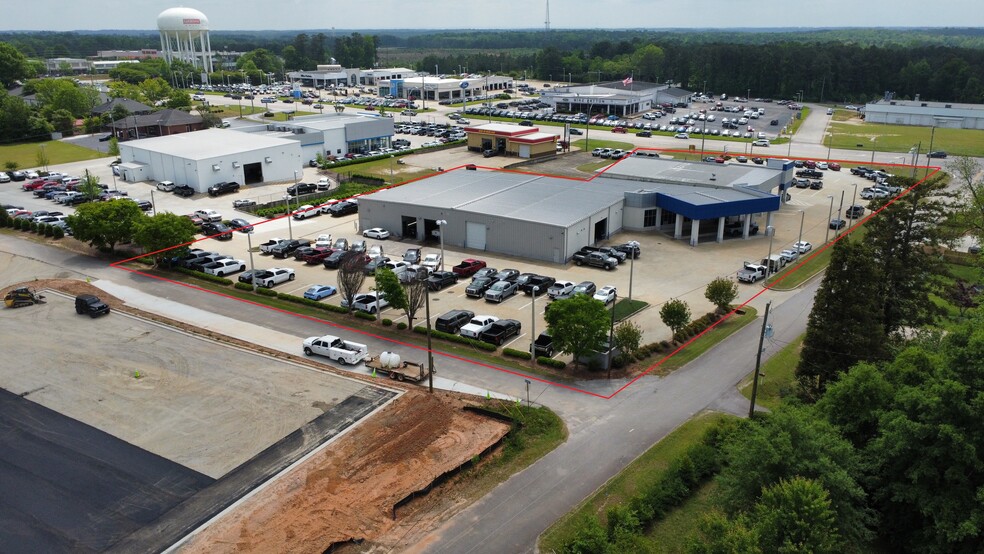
[157,7,213,82]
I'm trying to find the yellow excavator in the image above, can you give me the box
[3,287,46,308]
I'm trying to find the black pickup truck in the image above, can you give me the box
[531,331,554,357]
[479,319,522,346]
[578,245,627,263]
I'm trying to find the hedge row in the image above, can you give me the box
[503,347,532,360]
[1,213,65,239]
[172,267,233,286]
[562,421,737,552]
[413,325,498,351]
[537,357,566,369]
[672,312,724,343]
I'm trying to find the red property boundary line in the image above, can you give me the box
[109,151,942,400]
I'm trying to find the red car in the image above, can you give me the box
[828,162,842,171]
[611,127,627,133]
[21,179,52,191]
[451,258,487,277]
[302,247,336,264]
[804,160,817,169]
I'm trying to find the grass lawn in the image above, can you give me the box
[826,119,984,157]
[613,298,648,321]
[331,156,439,185]
[575,160,614,173]
[739,334,804,411]
[656,306,758,373]
[538,412,735,554]
[0,140,108,170]
[646,481,722,553]
[572,138,635,151]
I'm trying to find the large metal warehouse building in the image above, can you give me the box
[863,98,984,129]
[117,129,302,191]
[357,156,789,263]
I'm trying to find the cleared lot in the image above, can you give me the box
[0,293,370,478]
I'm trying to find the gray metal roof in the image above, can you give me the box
[601,156,778,189]
[122,128,299,160]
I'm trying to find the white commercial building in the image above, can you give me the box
[238,112,394,161]
[386,74,514,105]
[117,129,302,192]
[540,81,690,116]
[157,7,214,81]
[863,98,984,129]
[288,65,417,89]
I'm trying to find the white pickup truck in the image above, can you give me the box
[737,262,768,283]
[303,335,369,365]
[254,267,294,288]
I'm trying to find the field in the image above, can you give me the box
[0,139,106,169]
[826,117,984,157]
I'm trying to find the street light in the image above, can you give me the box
[825,195,835,244]
[848,183,859,229]
[436,219,447,271]
[766,225,776,276]
[606,289,617,379]
[530,286,540,368]
[835,189,845,238]
[246,231,258,292]
[420,270,435,393]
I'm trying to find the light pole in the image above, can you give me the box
[797,210,805,249]
[628,245,636,302]
[530,286,539,368]
[525,379,531,408]
[284,194,294,240]
[825,195,834,244]
[436,219,447,271]
[421,271,434,393]
[606,289,617,379]
[848,183,859,229]
[748,300,772,418]
[246,231,258,292]
[389,155,395,183]
[766,225,776,276]
[835,189,845,238]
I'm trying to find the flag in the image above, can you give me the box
[622,76,633,86]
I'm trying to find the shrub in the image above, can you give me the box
[52,226,64,239]
[537,357,566,369]
[29,221,39,233]
[411,325,497,350]
[382,318,393,326]
[503,347,532,360]
[172,267,233,286]
[355,311,376,321]
[396,322,407,330]
[234,282,254,291]
[43,224,54,237]
[256,287,278,297]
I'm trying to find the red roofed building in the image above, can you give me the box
[463,123,557,159]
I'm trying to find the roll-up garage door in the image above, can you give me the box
[519,144,531,158]
[466,222,486,250]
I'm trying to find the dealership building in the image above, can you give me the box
[117,129,301,190]
[463,123,558,159]
[539,81,693,117]
[356,156,790,263]
[238,112,394,160]
[863,98,984,129]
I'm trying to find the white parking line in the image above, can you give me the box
[503,333,527,349]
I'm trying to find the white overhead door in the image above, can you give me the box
[518,144,531,158]
[466,222,486,250]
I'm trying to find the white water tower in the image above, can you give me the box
[157,7,214,81]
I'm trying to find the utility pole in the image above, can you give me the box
[748,300,772,418]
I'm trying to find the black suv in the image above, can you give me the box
[207,181,240,196]
[271,239,311,258]
[75,294,110,317]
[328,201,358,217]
[173,184,195,197]
[287,182,317,196]
[435,309,475,334]
[201,222,233,240]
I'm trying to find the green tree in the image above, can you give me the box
[0,94,33,142]
[863,318,984,553]
[165,89,192,109]
[686,512,762,554]
[138,77,173,105]
[815,363,894,448]
[107,136,120,157]
[4,161,18,172]
[132,212,197,266]
[660,298,691,336]
[631,44,665,82]
[66,197,145,252]
[717,405,874,545]
[374,267,406,322]
[796,240,889,401]
[78,170,103,201]
[864,174,951,336]
[49,108,75,135]
[237,48,283,75]
[704,277,738,312]
[613,320,643,356]
[30,78,98,118]
[34,145,49,173]
[0,41,31,87]
[947,156,984,249]
[108,80,144,101]
[544,294,610,369]
[752,477,844,554]
[337,252,368,313]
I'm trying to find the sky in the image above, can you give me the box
[2,0,982,31]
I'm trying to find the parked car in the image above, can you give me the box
[479,319,522,346]
[156,180,176,192]
[328,201,358,216]
[421,253,443,270]
[435,309,475,334]
[792,241,813,253]
[258,237,288,254]
[75,294,110,317]
[845,204,866,219]
[927,151,948,159]
[403,248,422,265]
[194,209,222,222]
[173,184,196,197]
[829,218,846,230]
[202,258,246,276]
[287,182,317,196]
[548,280,576,299]
[485,280,519,303]
[255,267,295,288]
[201,222,233,240]
[362,227,390,239]
[593,285,617,305]
[341,292,389,313]
[207,181,240,196]
[523,275,556,295]
[321,249,352,269]
[270,239,312,258]
[292,204,320,219]
[303,284,337,300]
[465,276,496,298]
[232,198,256,208]
[228,218,254,232]
[459,315,499,338]
[426,271,458,291]
[239,269,268,284]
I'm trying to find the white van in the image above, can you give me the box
[752,139,770,147]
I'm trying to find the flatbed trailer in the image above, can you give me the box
[364,353,431,382]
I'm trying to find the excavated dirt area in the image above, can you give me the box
[2,278,511,553]
[178,392,509,553]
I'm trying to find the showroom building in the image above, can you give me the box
[463,123,558,158]
[117,128,301,191]
[356,156,790,263]
[539,81,692,117]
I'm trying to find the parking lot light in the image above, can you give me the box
[825,195,834,244]
[530,286,539,368]
[246,231,257,292]
[436,220,447,271]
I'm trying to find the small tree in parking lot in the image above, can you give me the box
[544,294,610,370]
[613,320,643,357]
[374,267,406,322]
[705,277,739,313]
[337,252,368,313]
